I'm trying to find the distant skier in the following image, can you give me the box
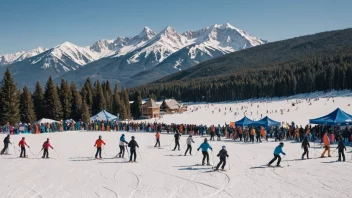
[250,127,255,143]
[321,132,331,158]
[268,142,286,167]
[94,135,106,159]
[172,132,181,151]
[301,137,310,159]
[18,137,30,158]
[42,138,54,158]
[197,138,213,165]
[184,135,195,156]
[0,134,11,155]
[337,138,346,161]
[128,136,139,162]
[118,134,128,158]
[215,146,229,171]
[154,131,161,147]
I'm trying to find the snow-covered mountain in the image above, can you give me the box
[1,23,267,89]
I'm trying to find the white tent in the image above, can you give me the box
[34,118,59,124]
[90,110,118,121]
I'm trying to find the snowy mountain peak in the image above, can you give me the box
[0,47,47,66]
[135,26,156,41]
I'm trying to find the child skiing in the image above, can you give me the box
[94,135,106,159]
[321,132,331,158]
[337,138,346,161]
[118,134,128,158]
[19,137,30,158]
[301,137,310,159]
[268,142,286,167]
[172,132,181,151]
[42,138,53,158]
[154,131,160,147]
[128,136,139,162]
[184,135,195,156]
[0,134,11,155]
[197,138,213,165]
[215,146,229,171]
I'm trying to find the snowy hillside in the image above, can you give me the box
[0,47,46,66]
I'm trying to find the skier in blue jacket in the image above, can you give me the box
[197,138,213,165]
[268,142,286,167]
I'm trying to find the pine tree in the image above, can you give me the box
[132,91,142,118]
[81,100,90,123]
[119,99,127,121]
[43,76,63,120]
[33,81,45,119]
[70,82,83,120]
[121,88,131,119]
[0,68,20,125]
[103,80,113,112]
[92,80,106,114]
[20,86,36,123]
[82,78,94,114]
[59,79,72,119]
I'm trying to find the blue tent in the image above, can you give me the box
[235,116,255,127]
[90,110,118,121]
[251,116,281,127]
[309,108,352,126]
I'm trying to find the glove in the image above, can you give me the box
[217,154,220,157]
[28,146,30,148]
[283,153,286,155]
[197,149,199,151]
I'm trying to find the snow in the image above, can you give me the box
[147,90,352,126]
[1,131,351,198]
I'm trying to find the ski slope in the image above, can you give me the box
[151,90,352,126]
[0,131,351,198]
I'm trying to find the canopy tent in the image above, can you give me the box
[34,118,59,124]
[65,119,76,123]
[251,116,281,127]
[235,116,255,127]
[309,108,352,126]
[90,110,118,121]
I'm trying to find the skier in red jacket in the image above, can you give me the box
[18,137,30,158]
[42,138,53,158]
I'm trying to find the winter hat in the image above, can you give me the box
[189,135,192,137]
[99,135,102,139]
[279,142,284,146]
[22,137,25,140]
[204,138,208,142]
[132,136,135,139]
[122,134,125,136]
[222,146,226,149]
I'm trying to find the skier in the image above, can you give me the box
[197,138,213,165]
[301,137,310,159]
[337,138,346,161]
[321,132,331,158]
[94,135,106,159]
[215,146,229,171]
[118,134,128,158]
[0,134,11,155]
[250,127,255,143]
[268,142,286,167]
[184,135,195,156]
[18,137,30,158]
[42,138,54,158]
[154,131,160,147]
[172,132,181,151]
[128,136,139,162]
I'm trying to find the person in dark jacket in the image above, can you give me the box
[0,135,11,155]
[172,132,181,151]
[301,137,310,159]
[215,146,229,170]
[337,138,346,162]
[128,136,139,162]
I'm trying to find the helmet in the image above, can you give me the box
[279,142,284,146]
[204,138,208,142]
[122,134,125,136]
[222,146,226,149]
[99,135,102,138]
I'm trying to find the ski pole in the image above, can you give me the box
[169,138,174,150]
[285,155,290,166]
[137,148,143,163]
[35,148,43,158]
[125,145,129,156]
[28,147,35,156]
[12,144,18,155]
[211,150,215,166]
[102,146,108,157]
[53,149,60,157]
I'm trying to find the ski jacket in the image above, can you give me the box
[155,133,160,139]
[337,141,346,151]
[42,141,53,149]
[128,140,139,150]
[323,134,330,146]
[198,142,212,152]
[217,149,229,158]
[250,128,255,135]
[119,135,128,146]
[273,145,285,155]
[301,139,310,148]
[3,136,10,144]
[95,139,105,148]
[19,140,27,147]
[186,137,194,145]
[174,133,181,141]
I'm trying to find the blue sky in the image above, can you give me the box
[1,0,351,54]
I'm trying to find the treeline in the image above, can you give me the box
[0,68,143,125]
[131,54,352,102]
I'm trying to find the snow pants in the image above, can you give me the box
[338,150,345,161]
[202,151,210,164]
[130,149,137,162]
[256,135,261,143]
[20,146,26,157]
[154,139,160,147]
[268,154,281,166]
[42,148,49,158]
[0,143,8,155]
[250,135,254,143]
[118,145,125,158]
[302,146,309,158]
[185,145,192,155]
[95,147,102,158]
[216,156,226,170]
[173,141,180,150]
[210,132,215,141]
